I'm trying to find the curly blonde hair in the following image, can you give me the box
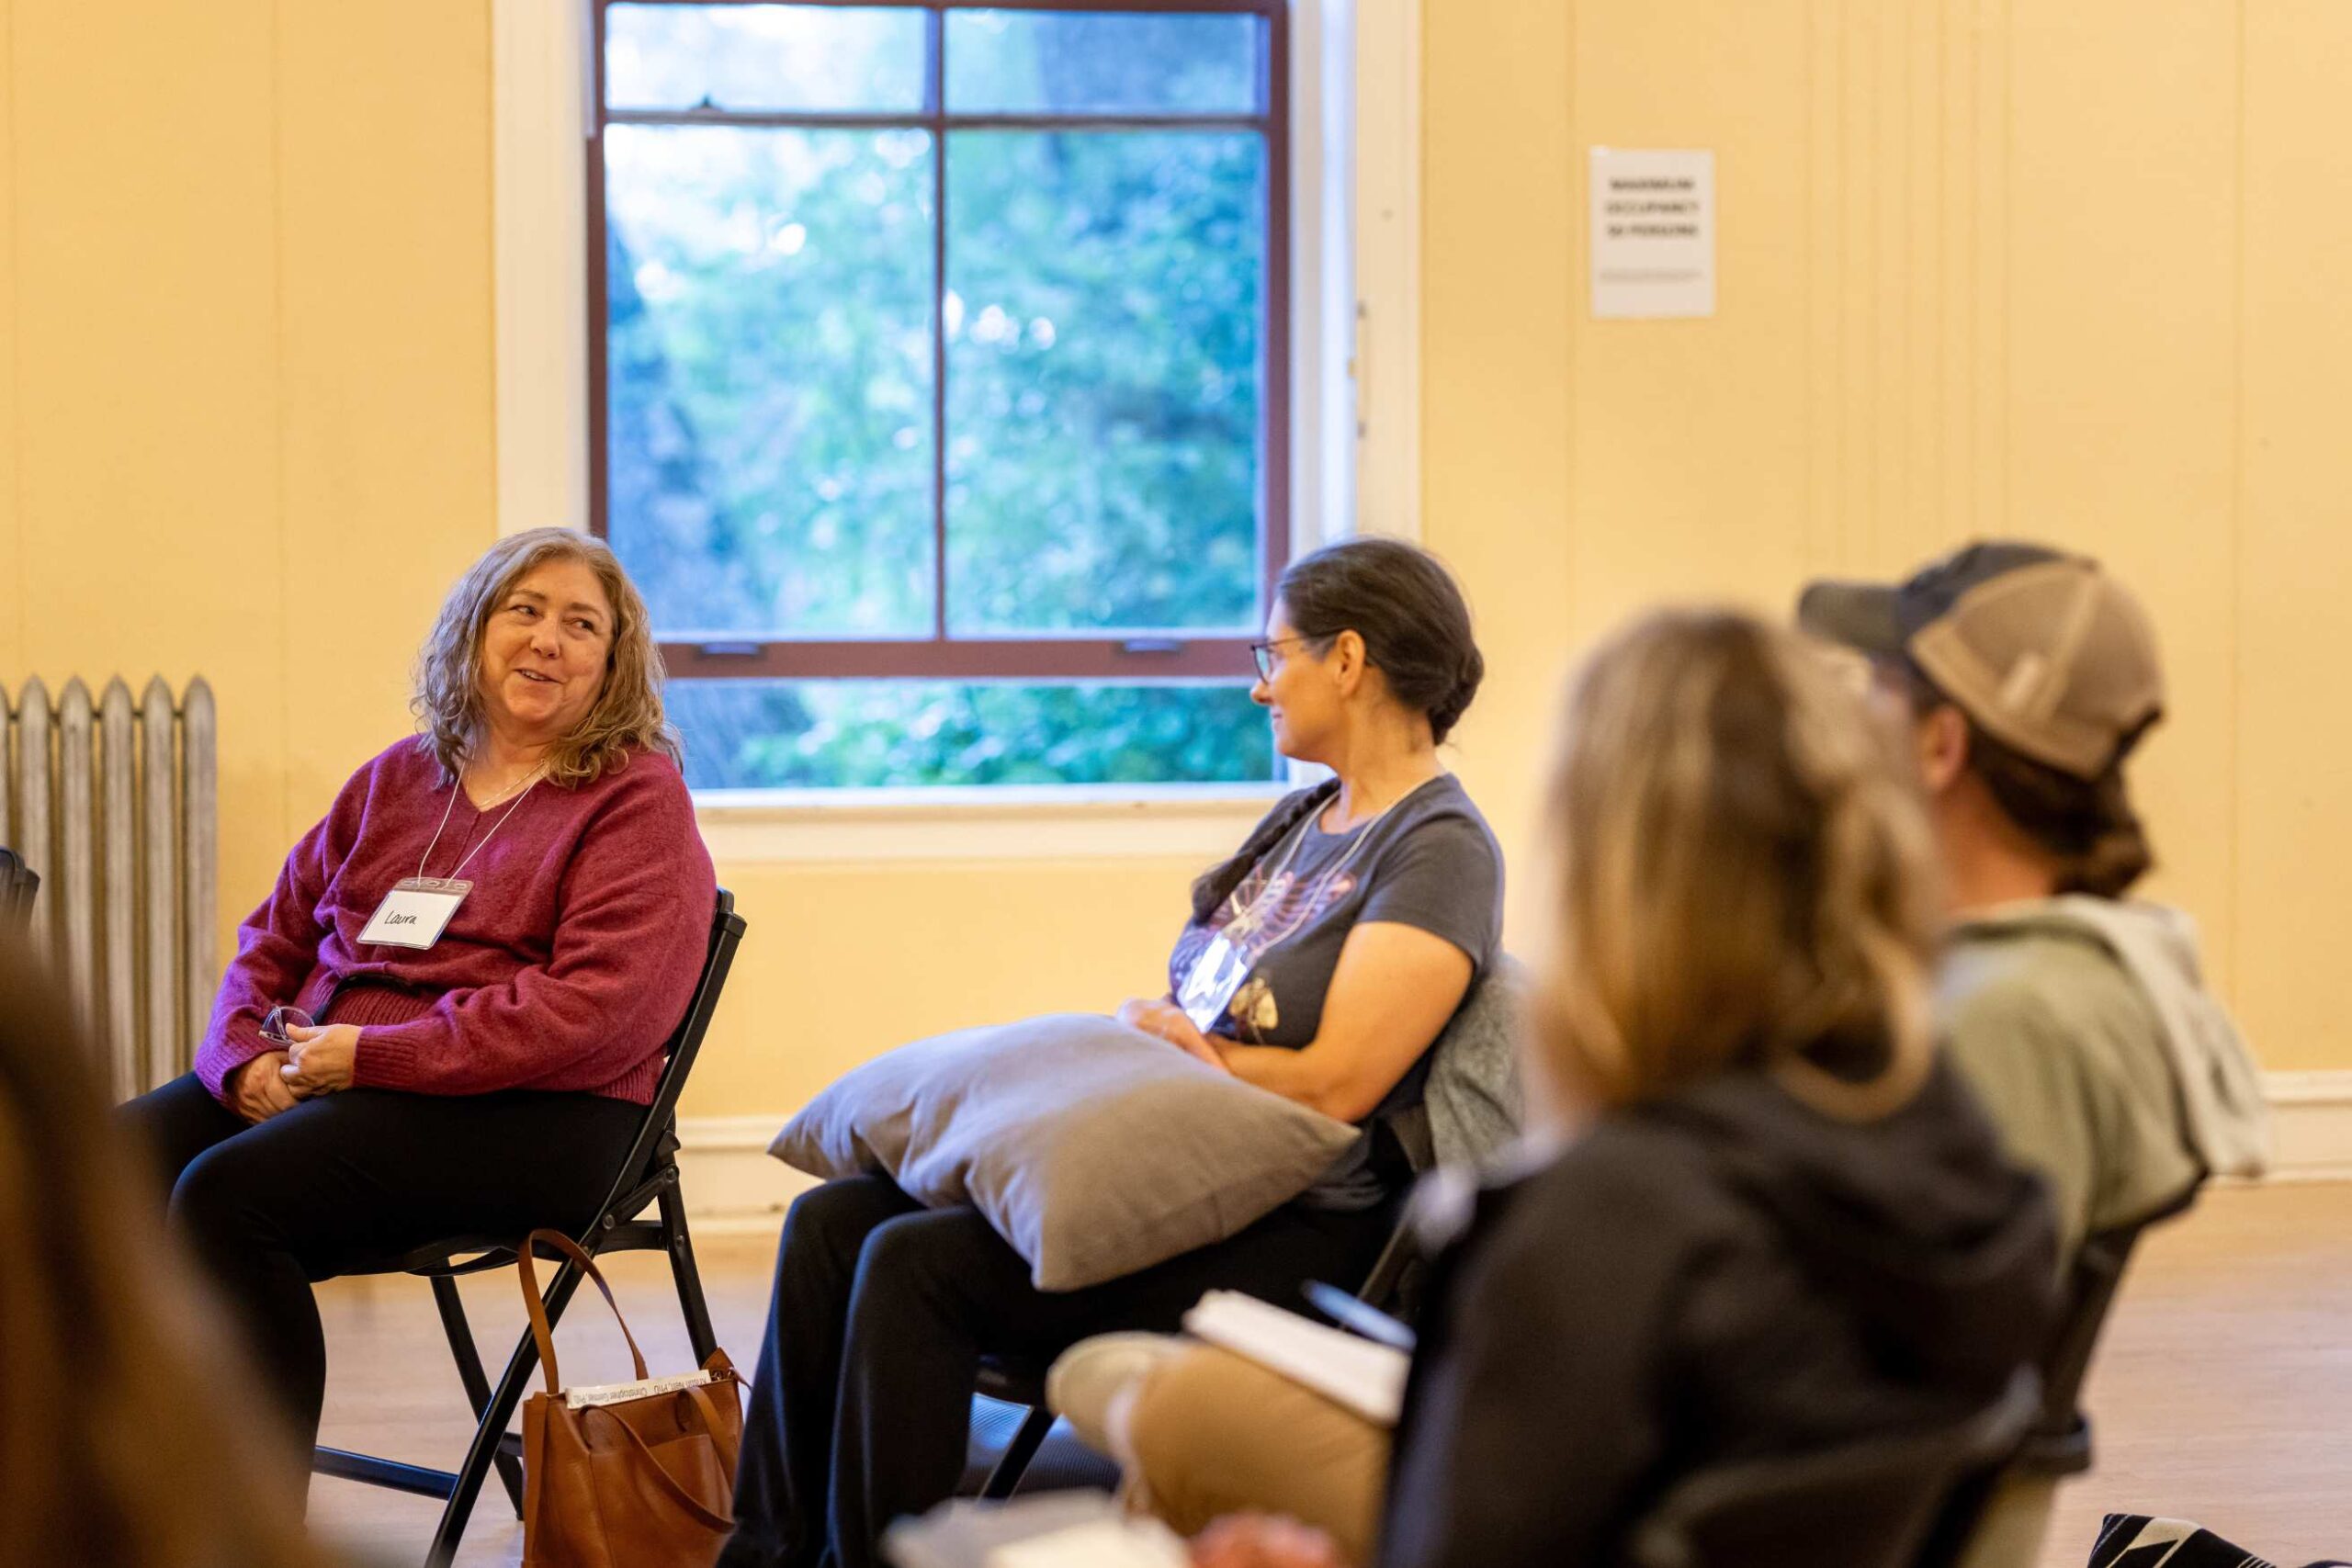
[411,528,681,788]
[1532,609,1941,1124]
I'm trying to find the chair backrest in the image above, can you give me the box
[0,848,36,927]
[1624,1371,2041,1568]
[582,889,746,1222]
[1419,954,1529,1170]
[2017,1180,2200,1474]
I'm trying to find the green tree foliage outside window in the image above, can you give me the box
[601,6,1283,791]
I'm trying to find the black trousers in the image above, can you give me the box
[120,1073,642,1465]
[718,1175,1396,1568]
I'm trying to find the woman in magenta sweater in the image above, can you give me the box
[122,527,716,1470]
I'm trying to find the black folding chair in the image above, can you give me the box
[965,1207,1422,1501]
[0,847,37,926]
[1899,1180,2206,1567]
[2016,1183,2199,1477]
[1897,1179,2206,1568]
[311,890,747,1568]
[1625,1371,2042,1568]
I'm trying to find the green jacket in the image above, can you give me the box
[1937,897,2267,1259]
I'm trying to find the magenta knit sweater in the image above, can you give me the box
[196,738,717,1107]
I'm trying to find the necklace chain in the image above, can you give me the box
[415,763,546,883]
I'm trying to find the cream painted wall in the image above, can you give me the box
[0,1,1234,1128]
[4,1,2348,1134]
[1430,0,2352,1071]
[0,0,496,966]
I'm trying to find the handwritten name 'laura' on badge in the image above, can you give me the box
[359,877,471,950]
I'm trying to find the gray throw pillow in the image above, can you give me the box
[769,1013,1362,1291]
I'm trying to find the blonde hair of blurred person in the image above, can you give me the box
[0,938,332,1568]
[1531,606,1941,1128]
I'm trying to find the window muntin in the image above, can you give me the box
[591,2,1289,791]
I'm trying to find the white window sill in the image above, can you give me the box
[693,782,1290,864]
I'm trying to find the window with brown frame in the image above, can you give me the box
[590,0,1290,789]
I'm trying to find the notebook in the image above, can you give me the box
[1181,1289,1412,1427]
[884,1495,1187,1568]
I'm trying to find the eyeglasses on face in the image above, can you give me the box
[1250,636,1314,682]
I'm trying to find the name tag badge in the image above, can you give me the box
[1176,932,1253,1033]
[360,877,471,950]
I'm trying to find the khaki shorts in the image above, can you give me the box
[1122,1344,1391,1566]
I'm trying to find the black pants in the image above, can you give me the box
[120,1073,642,1465]
[718,1175,1396,1568]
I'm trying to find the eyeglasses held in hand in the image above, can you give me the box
[260,1005,316,1047]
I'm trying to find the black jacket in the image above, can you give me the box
[1375,1058,2059,1568]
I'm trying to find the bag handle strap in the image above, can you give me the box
[686,1379,742,1483]
[582,1384,742,1532]
[515,1228,650,1396]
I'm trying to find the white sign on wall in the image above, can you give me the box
[1589,148,1716,319]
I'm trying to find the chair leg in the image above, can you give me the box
[658,1180,720,1365]
[424,1259,586,1568]
[430,1275,527,1520]
[979,1405,1057,1501]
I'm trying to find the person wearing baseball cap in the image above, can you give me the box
[1801,541,2270,1567]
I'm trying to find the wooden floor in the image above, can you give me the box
[307,1183,2352,1568]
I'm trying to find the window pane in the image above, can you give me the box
[669,680,1277,789]
[945,10,1261,116]
[605,4,926,114]
[605,124,936,637]
[944,130,1265,634]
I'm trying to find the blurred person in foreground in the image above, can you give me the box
[0,935,333,1568]
[1071,608,2061,1567]
[119,526,716,1475]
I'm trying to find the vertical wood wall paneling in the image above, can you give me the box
[0,0,18,680]
[10,0,286,972]
[2236,2,2352,1072]
[277,1,500,833]
[1419,0,1578,872]
[1566,0,1812,636]
[2007,1,2241,994]
[1801,0,2006,580]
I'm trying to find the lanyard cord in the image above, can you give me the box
[415,768,544,883]
[1225,783,1415,946]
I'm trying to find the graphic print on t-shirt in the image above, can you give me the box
[1171,846,1363,1043]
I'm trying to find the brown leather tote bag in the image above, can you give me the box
[515,1229,745,1568]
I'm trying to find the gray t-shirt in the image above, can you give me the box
[1169,774,1504,1207]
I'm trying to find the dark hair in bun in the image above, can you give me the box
[1276,537,1484,744]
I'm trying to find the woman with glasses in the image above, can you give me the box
[119,527,717,1481]
[720,536,1504,1568]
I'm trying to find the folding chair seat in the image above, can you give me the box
[310,890,746,1568]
